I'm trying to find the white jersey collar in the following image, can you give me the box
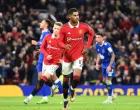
[99,41,105,46]
[51,33,55,38]
[42,29,49,33]
[68,21,79,28]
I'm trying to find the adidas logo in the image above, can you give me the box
[67,32,71,34]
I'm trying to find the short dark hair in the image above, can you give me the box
[96,32,104,37]
[68,8,78,15]
[45,19,51,28]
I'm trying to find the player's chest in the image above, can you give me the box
[65,28,85,38]
[47,38,57,47]
[97,46,107,55]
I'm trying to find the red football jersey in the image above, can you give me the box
[58,22,94,62]
[40,34,63,65]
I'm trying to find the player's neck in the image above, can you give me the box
[53,33,59,39]
[42,28,48,32]
[69,20,78,26]
[99,41,104,45]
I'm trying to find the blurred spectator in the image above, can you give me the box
[19,63,32,85]
[34,0,48,9]
[116,60,129,84]
[87,64,100,85]
[134,75,140,85]
[0,59,8,84]
[12,66,20,84]
[119,17,132,29]
[31,60,38,85]
[80,69,89,85]
[116,46,128,58]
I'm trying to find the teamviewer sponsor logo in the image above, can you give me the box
[67,37,82,42]
[47,45,60,50]
[67,38,72,42]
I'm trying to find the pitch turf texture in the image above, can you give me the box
[0,96,140,110]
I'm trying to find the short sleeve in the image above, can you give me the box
[106,42,114,54]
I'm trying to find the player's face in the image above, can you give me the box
[70,12,79,23]
[53,24,61,35]
[95,35,103,43]
[40,20,48,29]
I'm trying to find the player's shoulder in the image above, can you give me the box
[103,41,112,48]
[80,22,89,26]
[60,23,69,32]
[47,34,52,38]
[95,42,99,47]
[44,34,52,39]
[62,23,69,28]
[104,41,111,46]
[43,30,51,34]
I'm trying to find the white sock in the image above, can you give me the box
[52,85,56,89]
[43,96,48,100]
[54,79,60,84]
[111,91,114,96]
[64,99,68,101]
[70,86,74,90]
[28,94,33,100]
[108,96,112,100]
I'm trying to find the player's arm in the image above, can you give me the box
[95,54,101,70]
[37,33,46,46]
[57,28,71,49]
[109,53,115,67]
[58,49,64,63]
[31,40,38,45]
[86,25,94,48]
[40,37,52,60]
[31,35,44,46]
[37,32,50,46]
[107,44,115,72]
[31,33,46,46]
[40,37,48,56]
[83,25,94,54]
[107,44,115,67]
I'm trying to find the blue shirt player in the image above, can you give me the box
[31,19,51,104]
[95,33,116,104]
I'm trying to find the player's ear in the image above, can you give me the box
[67,14,71,19]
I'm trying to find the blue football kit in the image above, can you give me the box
[37,29,51,97]
[96,41,116,78]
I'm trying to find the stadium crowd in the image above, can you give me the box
[0,0,140,85]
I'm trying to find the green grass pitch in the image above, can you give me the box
[0,96,140,110]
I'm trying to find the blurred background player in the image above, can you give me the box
[31,19,51,104]
[95,33,116,104]
[58,8,94,109]
[24,21,63,104]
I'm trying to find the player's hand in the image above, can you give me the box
[95,63,100,70]
[82,48,88,55]
[36,49,40,53]
[65,44,71,49]
[47,55,52,60]
[31,40,37,45]
[58,59,63,64]
[106,65,111,73]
